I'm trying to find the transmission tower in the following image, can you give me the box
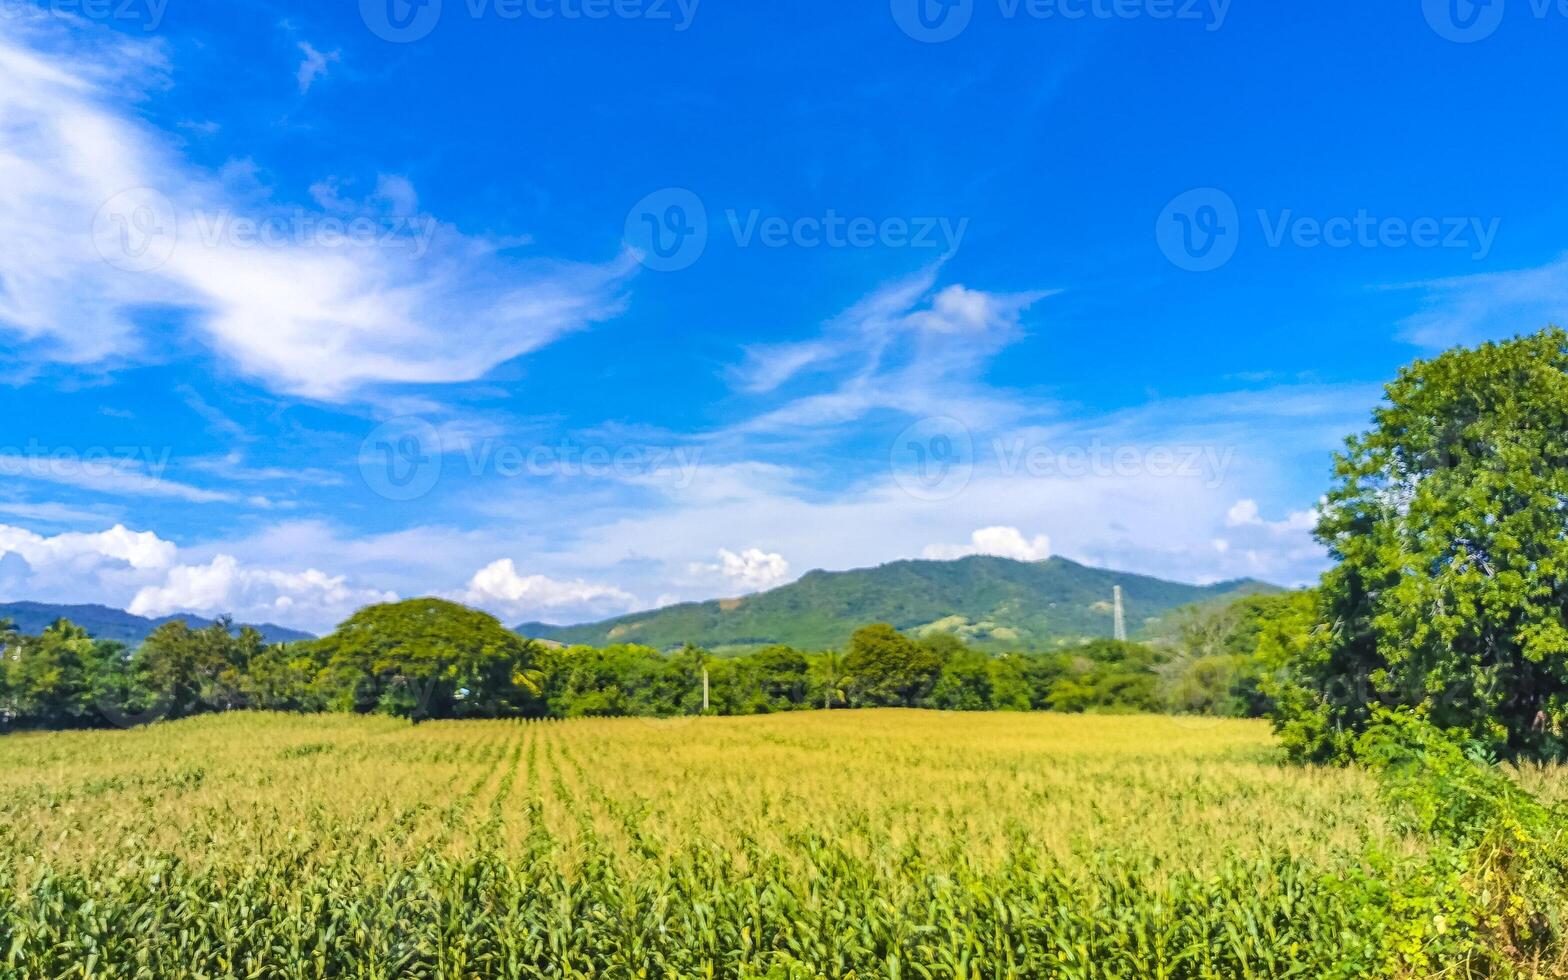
[1113,586,1127,643]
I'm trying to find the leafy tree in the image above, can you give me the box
[1045,641,1162,713]
[929,648,994,710]
[749,645,810,709]
[138,618,261,720]
[1158,593,1305,717]
[844,624,942,707]
[313,598,544,721]
[0,620,134,729]
[1274,329,1568,761]
[243,642,333,713]
[986,654,1034,711]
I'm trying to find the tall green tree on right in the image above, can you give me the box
[1271,329,1568,761]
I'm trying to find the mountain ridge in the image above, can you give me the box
[518,555,1277,653]
[0,602,316,647]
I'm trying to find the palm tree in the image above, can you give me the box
[811,650,850,710]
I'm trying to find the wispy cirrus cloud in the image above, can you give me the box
[1394,253,1568,349]
[729,267,1056,435]
[0,14,634,402]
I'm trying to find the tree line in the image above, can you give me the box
[0,593,1303,732]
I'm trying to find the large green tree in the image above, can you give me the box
[314,598,545,721]
[1275,329,1568,761]
[844,623,943,707]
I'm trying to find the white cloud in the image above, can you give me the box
[460,558,638,623]
[295,42,338,94]
[730,268,1055,434]
[1226,498,1261,526]
[0,16,633,401]
[0,523,175,571]
[0,521,392,631]
[924,526,1052,562]
[129,555,395,625]
[1227,498,1316,533]
[696,547,792,593]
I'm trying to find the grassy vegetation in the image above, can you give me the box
[0,709,1509,978]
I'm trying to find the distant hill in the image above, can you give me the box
[518,555,1278,654]
[0,602,315,647]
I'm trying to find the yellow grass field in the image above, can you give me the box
[0,711,1426,977]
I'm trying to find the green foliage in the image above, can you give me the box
[1274,330,1568,762]
[1354,709,1568,972]
[312,598,545,721]
[138,617,263,719]
[844,623,943,706]
[0,600,1285,728]
[0,620,130,729]
[1045,640,1163,713]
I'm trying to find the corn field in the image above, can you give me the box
[0,711,1443,978]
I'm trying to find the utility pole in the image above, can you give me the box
[1113,586,1127,643]
[702,666,710,712]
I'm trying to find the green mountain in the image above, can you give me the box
[517,556,1277,654]
[0,602,315,647]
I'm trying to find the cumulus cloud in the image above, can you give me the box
[0,16,633,400]
[460,558,638,623]
[0,522,392,631]
[692,547,792,593]
[129,555,395,624]
[1226,498,1316,533]
[0,523,175,571]
[923,526,1052,562]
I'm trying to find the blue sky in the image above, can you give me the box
[1,0,1565,632]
